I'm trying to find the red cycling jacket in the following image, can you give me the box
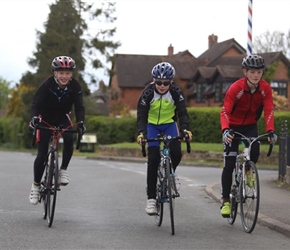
[220,77,275,132]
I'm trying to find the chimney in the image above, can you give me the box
[208,34,218,48]
[168,44,173,56]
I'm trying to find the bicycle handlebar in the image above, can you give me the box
[141,134,191,157]
[225,129,274,157]
[32,123,83,150]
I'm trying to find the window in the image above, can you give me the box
[270,81,287,97]
[215,82,231,102]
[196,82,205,103]
[214,82,222,102]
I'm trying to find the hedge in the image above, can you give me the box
[0,108,289,147]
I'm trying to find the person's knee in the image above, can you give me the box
[250,144,260,163]
[170,141,182,168]
[63,134,74,149]
[224,156,236,170]
[148,146,160,167]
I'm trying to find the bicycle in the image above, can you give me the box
[141,133,191,235]
[32,118,82,227]
[225,129,274,233]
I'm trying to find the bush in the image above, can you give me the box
[0,117,28,148]
[188,107,221,143]
[0,108,288,147]
[87,116,136,144]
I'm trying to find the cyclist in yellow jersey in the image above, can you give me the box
[137,62,192,215]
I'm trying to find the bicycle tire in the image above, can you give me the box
[155,167,163,226]
[166,158,175,235]
[42,160,49,220]
[47,151,59,227]
[240,161,260,233]
[227,166,238,225]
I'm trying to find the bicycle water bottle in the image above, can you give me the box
[236,164,243,184]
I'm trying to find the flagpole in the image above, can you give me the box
[247,0,253,55]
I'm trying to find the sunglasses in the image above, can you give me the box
[155,80,171,86]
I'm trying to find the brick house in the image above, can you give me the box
[108,34,290,114]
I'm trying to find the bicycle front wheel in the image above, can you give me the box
[46,151,59,227]
[42,162,49,220]
[240,161,260,233]
[228,166,238,225]
[165,158,175,235]
[155,168,163,226]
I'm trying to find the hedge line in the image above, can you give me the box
[0,108,289,148]
[87,107,289,144]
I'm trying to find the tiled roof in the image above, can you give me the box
[192,67,216,80]
[113,54,161,88]
[214,65,244,79]
[198,38,246,63]
[111,40,290,89]
[113,52,200,87]
[208,54,245,67]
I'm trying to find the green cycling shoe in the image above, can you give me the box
[221,202,231,217]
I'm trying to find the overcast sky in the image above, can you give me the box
[0,0,289,91]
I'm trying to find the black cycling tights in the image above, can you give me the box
[33,129,74,184]
[147,140,182,199]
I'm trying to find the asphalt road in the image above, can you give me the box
[0,151,289,250]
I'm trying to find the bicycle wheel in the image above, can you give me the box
[165,158,175,235]
[228,166,238,225]
[240,161,260,233]
[46,151,59,227]
[155,168,163,226]
[42,161,49,220]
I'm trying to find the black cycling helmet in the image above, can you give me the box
[242,55,265,70]
[52,56,76,71]
[151,62,175,79]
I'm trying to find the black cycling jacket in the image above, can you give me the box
[30,76,85,124]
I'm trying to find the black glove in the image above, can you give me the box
[77,121,86,135]
[267,130,277,143]
[182,129,192,140]
[28,116,41,131]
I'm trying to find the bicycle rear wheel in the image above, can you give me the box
[166,159,175,235]
[45,151,59,227]
[155,168,163,226]
[228,166,238,225]
[240,161,260,233]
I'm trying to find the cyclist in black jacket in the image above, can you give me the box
[28,56,85,205]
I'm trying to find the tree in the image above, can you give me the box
[6,84,34,119]
[8,0,120,119]
[0,77,10,110]
[253,30,290,58]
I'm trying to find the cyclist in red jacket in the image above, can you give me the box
[220,54,276,217]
